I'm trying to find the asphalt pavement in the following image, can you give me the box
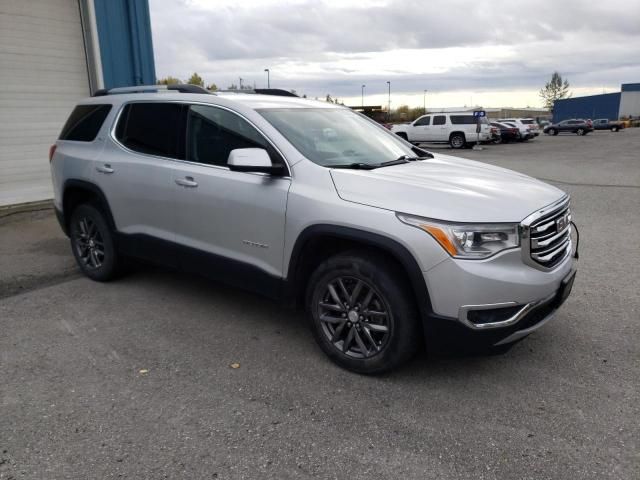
[1,129,638,479]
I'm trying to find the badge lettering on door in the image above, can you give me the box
[243,240,269,249]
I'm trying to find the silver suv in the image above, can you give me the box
[50,85,577,374]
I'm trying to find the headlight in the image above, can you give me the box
[397,213,520,259]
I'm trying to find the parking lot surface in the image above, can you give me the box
[1,129,639,479]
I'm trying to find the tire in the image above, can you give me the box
[306,251,421,374]
[395,132,408,141]
[576,128,585,136]
[449,133,465,149]
[69,204,122,282]
[611,126,619,132]
[548,128,558,136]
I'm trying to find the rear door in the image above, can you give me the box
[170,104,291,293]
[95,101,181,259]
[430,115,447,141]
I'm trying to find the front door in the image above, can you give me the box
[171,104,291,296]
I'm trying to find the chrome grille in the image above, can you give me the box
[522,197,572,270]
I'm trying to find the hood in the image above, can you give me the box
[330,154,566,223]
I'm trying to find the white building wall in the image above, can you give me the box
[0,0,91,206]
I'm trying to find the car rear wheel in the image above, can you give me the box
[449,133,465,149]
[611,126,619,132]
[576,128,585,135]
[307,251,421,374]
[69,204,122,282]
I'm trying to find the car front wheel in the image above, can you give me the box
[307,251,421,374]
[69,204,122,281]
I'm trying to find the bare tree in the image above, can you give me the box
[540,72,571,111]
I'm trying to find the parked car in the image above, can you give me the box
[502,121,532,141]
[499,118,540,137]
[391,112,492,149]
[50,85,577,374]
[544,119,594,135]
[592,118,624,132]
[490,122,520,143]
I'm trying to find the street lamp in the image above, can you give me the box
[423,89,428,114]
[361,84,365,107]
[239,77,243,89]
[386,81,391,121]
[264,68,270,88]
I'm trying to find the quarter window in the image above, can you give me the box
[186,105,279,167]
[433,115,446,125]
[115,102,183,158]
[59,104,112,141]
[450,115,476,125]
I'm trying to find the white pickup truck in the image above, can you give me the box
[391,112,492,149]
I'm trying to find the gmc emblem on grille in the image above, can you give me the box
[556,213,569,232]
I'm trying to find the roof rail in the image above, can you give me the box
[92,84,213,97]
[217,88,299,98]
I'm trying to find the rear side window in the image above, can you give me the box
[450,115,476,125]
[414,116,430,126]
[520,119,534,124]
[59,104,112,141]
[115,103,184,158]
[433,115,446,125]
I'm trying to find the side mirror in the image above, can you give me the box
[227,148,285,175]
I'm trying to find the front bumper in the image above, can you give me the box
[422,248,576,347]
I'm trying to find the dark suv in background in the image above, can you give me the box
[544,119,594,136]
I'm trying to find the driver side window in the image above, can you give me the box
[186,105,278,167]
[414,116,430,126]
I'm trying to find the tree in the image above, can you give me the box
[157,76,181,85]
[540,72,571,111]
[206,83,218,91]
[186,72,204,87]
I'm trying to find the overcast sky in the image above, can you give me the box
[149,0,640,109]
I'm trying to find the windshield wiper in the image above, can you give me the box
[330,162,379,170]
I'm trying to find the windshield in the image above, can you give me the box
[258,108,416,167]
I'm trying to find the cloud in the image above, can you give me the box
[149,0,640,106]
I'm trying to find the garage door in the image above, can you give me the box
[0,0,90,207]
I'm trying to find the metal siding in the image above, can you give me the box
[552,93,621,122]
[621,83,640,92]
[0,0,91,206]
[94,0,155,88]
[619,91,640,118]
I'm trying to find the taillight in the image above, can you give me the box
[49,144,57,163]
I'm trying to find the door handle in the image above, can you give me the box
[96,164,114,174]
[175,176,198,188]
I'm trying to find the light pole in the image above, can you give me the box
[423,89,427,114]
[264,68,270,88]
[361,84,365,107]
[239,77,243,90]
[386,81,391,121]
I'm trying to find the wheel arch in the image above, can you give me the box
[284,224,433,324]
[61,179,117,235]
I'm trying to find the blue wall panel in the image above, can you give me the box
[94,0,156,88]
[553,93,620,122]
